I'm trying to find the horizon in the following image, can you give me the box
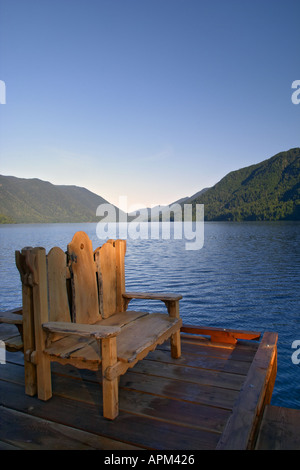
[0,0,299,209]
[1,145,299,210]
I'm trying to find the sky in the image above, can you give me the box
[0,0,299,210]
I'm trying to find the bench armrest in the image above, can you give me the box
[122,292,182,318]
[42,321,121,339]
[0,312,23,325]
[123,292,182,302]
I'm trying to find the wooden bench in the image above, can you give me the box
[0,308,23,352]
[10,231,182,420]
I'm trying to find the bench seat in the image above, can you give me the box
[43,311,182,367]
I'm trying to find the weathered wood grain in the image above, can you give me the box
[95,242,117,318]
[67,231,100,324]
[43,321,121,339]
[30,247,52,401]
[116,313,180,363]
[123,291,182,302]
[1,326,282,451]
[47,247,71,323]
[216,331,278,450]
[0,406,139,450]
[255,405,300,450]
[181,324,261,344]
[114,239,126,312]
[0,312,23,325]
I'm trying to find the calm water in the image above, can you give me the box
[1,221,300,409]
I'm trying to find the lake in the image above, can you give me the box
[0,221,300,409]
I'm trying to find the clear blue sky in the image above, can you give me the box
[0,0,299,209]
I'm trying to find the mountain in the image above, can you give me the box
[186,148,300,221]
[1,148,299,224]
[128,197,190,221]
[0,175,116,223]
[183,188,210,202]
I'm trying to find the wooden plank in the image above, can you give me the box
[132,356,246,391]
[10,352,240,414]
[43,313,178,369]
[0,312,23,325]
[68,338,101,365]
[0,323,21,341]
[0,440,20,450]
[3,335,23,351]
[93,248,103,317]
[118,388,230,434]
[0,325,23,353]
[43,325,120,370]
[44,335,99,361]
[4,350,24,364]
[2,328,270,451]
[100,310,149,328]
[181,324,261,344]
[167,300,181,358]
[107,322,182,380]
[21,281,36,395]
[5,350,241,412]
[95,241,117,318]
[101,336,119,419]
[16,249,37,396]
[121,369,239,410]
[115,239,126,312]
[0,307,23,350]
[1,318,278,451]
[42,366,231,434]
[123,292,182,302]
[146,348,253,376]
[117,313,181,363]
[67,231,100,324]
[3,307,23,315]
[1,355,238,413]
[30,247,52,401]
[43,321,121,339]
[47,247,71,323]
[255,405,300,450]
[216,331,278,450]
[0,379,218,449]
[0,406,140,450]
[180,335,259,361]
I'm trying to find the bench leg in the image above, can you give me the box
[171,330,181,359]
[166,300,181,359]
[30,247,52,401]
[36,355,52,401]
[22,283,37,396]
[24,359,37,397]
[101,337,119,420]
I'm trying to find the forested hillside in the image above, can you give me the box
[187,148,300,221]
[0,176,112,223]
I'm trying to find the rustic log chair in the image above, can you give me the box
[13,231,182,419]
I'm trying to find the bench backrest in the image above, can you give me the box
[16,231,127,325]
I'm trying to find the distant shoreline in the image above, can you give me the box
[1,219,300,226]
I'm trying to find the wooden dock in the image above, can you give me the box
[255,405,300,450]
[0,322,284,450]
